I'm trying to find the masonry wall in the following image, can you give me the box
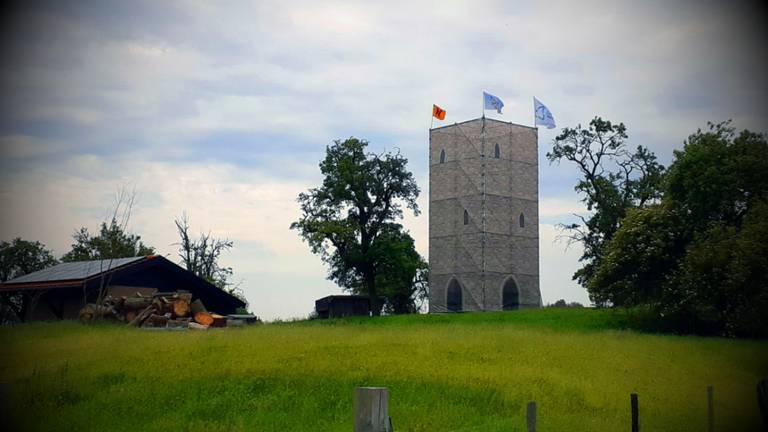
[429,118,541,312]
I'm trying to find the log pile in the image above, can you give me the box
[77,291,254,330]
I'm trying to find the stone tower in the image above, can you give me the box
[429,117,541,312]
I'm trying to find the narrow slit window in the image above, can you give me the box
[519,213,525,228]
[494,143,500,159]
[463,209,469,225]
[439,149,445,163]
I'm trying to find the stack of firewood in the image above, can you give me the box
[78,291,230,330]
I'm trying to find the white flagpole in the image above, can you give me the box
[430,106,434,130]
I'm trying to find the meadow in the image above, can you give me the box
[1,308,766,431]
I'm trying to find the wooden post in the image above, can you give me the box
[758,379,768,428]
[631,393,639,432]
[354,387,391,432]
[707,385,714,432]
[0,382,8,420]
[526,401,537,432]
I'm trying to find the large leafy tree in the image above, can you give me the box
[343,223,428,314]
[0,238,58,322]
[547,117,665,298]
[0,238,57,282]
[590,122,768,336]
[61,218,155,262]
[588,204,685,307]
[291,137,421,315]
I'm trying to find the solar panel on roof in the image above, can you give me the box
[4,256,146,284]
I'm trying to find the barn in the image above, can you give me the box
[0,255,246,321]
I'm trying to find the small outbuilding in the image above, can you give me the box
[315,295,377,319]
[0,255,246,321]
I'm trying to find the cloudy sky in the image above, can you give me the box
[0,0,766,320]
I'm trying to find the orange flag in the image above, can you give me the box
[432,104,446,120]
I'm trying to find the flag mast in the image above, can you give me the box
[481,109,486,311]
[480,92,487,311]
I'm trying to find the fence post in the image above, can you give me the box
[354,387,391,432]
[631,393,639,432]
[707,385,714,432]
[757,380,768,428]
[526,401,537,432]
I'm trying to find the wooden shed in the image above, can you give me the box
[315,295,377,319]
[0,255,246,321]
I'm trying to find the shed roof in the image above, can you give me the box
[5,256,144,284]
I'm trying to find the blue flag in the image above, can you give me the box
[483,91,504,114]
[533,97,556,129]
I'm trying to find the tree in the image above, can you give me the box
[61,218,155,262]
[356,224,428,314]
[665,121,768,232]
[0,238,57,322]
[588,204,684,307]
[547,117,665,300]
[589,122,768,336]
[673,199,768,336]
[174,214,238,297]
[291,137,421,316]
[547,299,584,308]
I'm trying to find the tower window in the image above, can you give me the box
[519,213,525,228]
[494,143,500,159]
[463,209,469,225]
[439,149,445,163]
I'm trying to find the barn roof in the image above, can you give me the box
[5,257,144,284]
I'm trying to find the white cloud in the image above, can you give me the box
[539,196,586,220]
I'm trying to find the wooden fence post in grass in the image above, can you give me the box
[0,382,7,421]
[707,385,714,432]
[526,401,537,432]
[354,387,392,432]
[630,393,639,432]
[757,379,768,428]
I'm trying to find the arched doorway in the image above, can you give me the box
[502,278,519,310]
[447,279,462,312]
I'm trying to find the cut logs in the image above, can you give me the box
[172,299,191,318]
[78,303,117,322]
[77,290,258,330]
[128,305,156,327]
[188,322,209,330]
[190,299,207,315]
[123,297,153,311]
[210,313,227,328]
[194,311,215,326]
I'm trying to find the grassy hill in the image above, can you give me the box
[1,308,766,431]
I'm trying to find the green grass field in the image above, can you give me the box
[1,309,767,431]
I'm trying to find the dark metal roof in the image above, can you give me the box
[315,295,371,302]
[3,256,145,285]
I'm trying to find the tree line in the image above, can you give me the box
[549,119,767,337]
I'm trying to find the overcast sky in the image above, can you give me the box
[0,0,766,320]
